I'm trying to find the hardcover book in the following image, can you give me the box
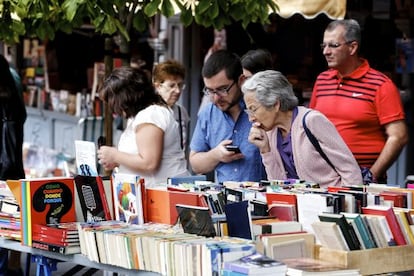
[20,177,76,246]
[318,213,360,250]
[341,212,377,249]
[362,205,407,245]
[224,200,253,240]
[311,221,350,251]
[175,204,216,237]
[74,175,111,222]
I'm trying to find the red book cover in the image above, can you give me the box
[266,192,298,219]
[74,175,111,222]
[32,232,79,247]
[32,222,78,238]
[327,186,351,193]
[379,191,407,208]
[362,205,407,246]
[21,177,76,246]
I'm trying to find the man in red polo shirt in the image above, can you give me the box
[310,19,408,184]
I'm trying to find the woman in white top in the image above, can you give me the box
[97,67,189,187]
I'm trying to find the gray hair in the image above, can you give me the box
[326,19,361,46]
[241,70,298,111]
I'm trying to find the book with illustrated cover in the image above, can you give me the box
[111,172,144,224]
[20,177,76,246]
[74,175,111,222]
[176,204,216,237]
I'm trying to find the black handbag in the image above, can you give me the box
[0,107,25,180]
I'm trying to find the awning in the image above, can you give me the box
[274,0,346,20]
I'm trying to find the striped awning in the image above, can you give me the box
[274,0,346,19]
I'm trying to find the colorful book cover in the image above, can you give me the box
[74,175,111,222]
[111,173,143,224]
[20,177,76,246]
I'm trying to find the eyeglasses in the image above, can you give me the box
[244,106,262,117]
[203,81,235,97]
[320,41,353,51]
[160,82,186,91]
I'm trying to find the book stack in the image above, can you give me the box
[0,181,21,240]
[76,220,257,274]
[20,177,77,246]
[222,252,287,276]
[31,222,81,254]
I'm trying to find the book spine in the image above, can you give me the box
[31,240,73,254]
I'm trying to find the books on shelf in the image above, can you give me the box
[111,172,144,224]
[176,204,216,237]
[318,213,360,250]
[341,212,377,249]
[74,175,112,222]
[20,177,76,246]
[361,205,407,246]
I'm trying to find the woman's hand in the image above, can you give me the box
[97,146,119,170]
[248,122,270,153]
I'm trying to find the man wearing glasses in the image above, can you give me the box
[310,19,408,184]
[189,50,266,183]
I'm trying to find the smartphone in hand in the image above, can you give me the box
[225,145,241,153]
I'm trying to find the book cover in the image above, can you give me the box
[111,172,143,224]
[74,175,111,222]
[362,205,407,245]
[318,213,360,250]
[268,203,298,221]
[176,204,216,237]
[224,200,253,240]
[311,221,350,251]
[257,232,315,259]
[223,252,287,275]
[21,177,76,246]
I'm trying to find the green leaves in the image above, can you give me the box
[0,0,278,45]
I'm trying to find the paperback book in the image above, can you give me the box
[20,177,76,246]
[74,175,111,222]
[111,172,144,224]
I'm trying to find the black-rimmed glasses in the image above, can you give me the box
[203,81,235,97]
[320,41,354,51]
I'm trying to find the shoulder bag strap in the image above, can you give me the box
[177,105,183,149]
[302,110,336,171]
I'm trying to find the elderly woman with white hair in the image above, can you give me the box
[242,70,362,187]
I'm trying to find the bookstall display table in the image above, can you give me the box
[318,245,414,275]
[0,238,160,276]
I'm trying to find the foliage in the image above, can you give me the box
[0,0,278,44]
